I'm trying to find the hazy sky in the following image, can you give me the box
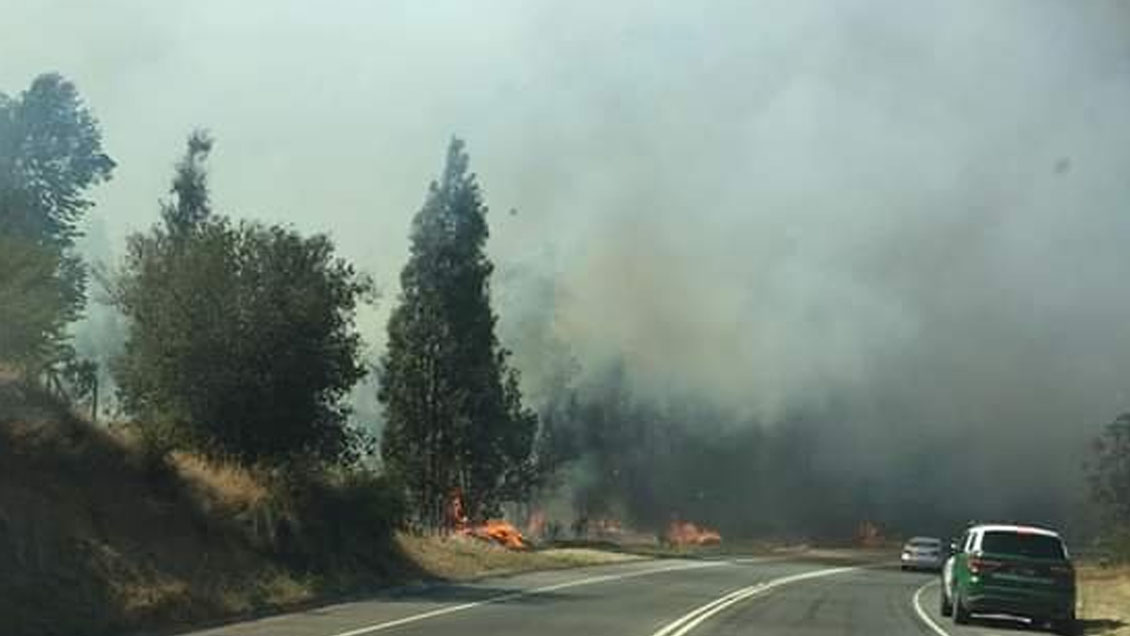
[5,0,1130,451]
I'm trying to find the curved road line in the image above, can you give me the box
[913,580,953,636]
[648,566,858,636]
[327,560,728,636]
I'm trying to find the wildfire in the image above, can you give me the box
[446,488,527,549]
[592,518,624,537]
[469,519,528,549]
[665,519,722,546]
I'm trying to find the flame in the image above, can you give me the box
[447,487,526,548]
[469,519,527,549]
[665,520,722,546]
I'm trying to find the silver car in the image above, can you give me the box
[901,536,945,571]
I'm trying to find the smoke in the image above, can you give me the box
[6,0,1130,536]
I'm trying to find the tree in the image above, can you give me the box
[379,138,537,526]
[111,133,373,465]
[0,236,73,366]
[0,73,115,373]
[1089,414,1130,525]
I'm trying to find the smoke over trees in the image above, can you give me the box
[380,138,537,526]
[5,1,1130,545]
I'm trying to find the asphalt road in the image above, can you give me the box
[181,557,1053,636]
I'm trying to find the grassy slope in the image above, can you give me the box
[0,382,626,636]
[0,381,307,636]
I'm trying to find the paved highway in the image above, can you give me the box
[182,557,1042,636]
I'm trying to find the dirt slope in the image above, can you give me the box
[0,381,625,636]
[0,380,296,635]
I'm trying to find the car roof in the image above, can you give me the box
[969,524,1061,538]
[906,536,941,542]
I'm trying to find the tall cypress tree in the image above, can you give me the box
[380,138,536,526]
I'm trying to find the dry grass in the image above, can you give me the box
[0,381,321,636]
[169,451,270,513]
[395,533,639,581]
[0,380,635,636]
[1078,564,1130,636]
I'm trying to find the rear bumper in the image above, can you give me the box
[964,588,1075,620]
[900,555,943,570]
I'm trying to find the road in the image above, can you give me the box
[181,557,1047,636]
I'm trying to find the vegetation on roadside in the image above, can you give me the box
[0,73,114,387]
[379,138,538,526]
[1088,414,1130,563]
[1077,565,1130,636]
[106,131,375,467]
[0,72,554,636]
[0,381,619,636]
[397,535,636,581]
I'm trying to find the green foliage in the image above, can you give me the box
[0,237,73,366]
[379,138,537,525]
[278,470,406,571]
[111,134,373,465]
[162,130,213,234]
[0,73,114,373]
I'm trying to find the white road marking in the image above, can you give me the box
[725,556,789,565]
[913,580,953,636]
[326,560,728,636]
[648,566,857,636]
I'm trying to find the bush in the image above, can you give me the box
[252,469,406,574]
[1095,527,1130,565]
[110,135,374,467]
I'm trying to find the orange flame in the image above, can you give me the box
[665,520,722,546]
[468,519,527,549]
[447,487,527,548]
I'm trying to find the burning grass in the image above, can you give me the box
[461,519,528,549]
[664,520,722,547]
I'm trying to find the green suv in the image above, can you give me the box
[941,524,1075,634]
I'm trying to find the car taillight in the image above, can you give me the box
[968,557,1002,573]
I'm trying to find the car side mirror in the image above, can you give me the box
[948,540,959,555]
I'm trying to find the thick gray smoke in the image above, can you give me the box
[6,0,1130,536]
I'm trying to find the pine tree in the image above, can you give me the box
[380,138,536,526]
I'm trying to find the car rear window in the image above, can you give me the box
[909,538,940,547]
[980,531,1066,559]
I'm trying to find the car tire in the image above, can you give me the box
[1051,613,1076,635]
[953,592,970,625]
[939,586,953,617]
